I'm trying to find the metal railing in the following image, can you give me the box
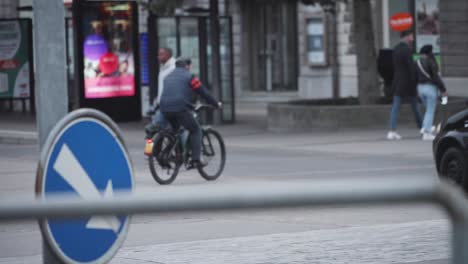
[0,177,467,263]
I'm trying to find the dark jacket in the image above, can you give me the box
[392,42,417,97]
[416,55,447,93]
[160,67,218,113]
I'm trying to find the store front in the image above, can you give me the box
[382,0,468,95]
[383,0,441,56]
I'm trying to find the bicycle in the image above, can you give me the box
[144,104,226,185]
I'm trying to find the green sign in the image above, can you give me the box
[0,19,32,99]
[413,53,441,67]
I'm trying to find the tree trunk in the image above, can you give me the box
[352,0,380,104]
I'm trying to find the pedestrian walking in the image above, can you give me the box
[416,44,448,140]
[387,30,422,140]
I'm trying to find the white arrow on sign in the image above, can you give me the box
[53,144,121,233]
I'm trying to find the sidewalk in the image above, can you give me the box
[0,111,37,144]
[0,101,271,143]
[0,101,431,145]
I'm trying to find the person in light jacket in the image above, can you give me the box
[146,48,176,134]
[416,44,448,140]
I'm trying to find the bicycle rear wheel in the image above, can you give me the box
[197,128,226,181]
[148,132,182,185]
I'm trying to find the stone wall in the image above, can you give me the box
[229,1,242,100]
[0,0,17,18]
[440,0,468,77]
[439,0,468,97]
[268,98,468,132]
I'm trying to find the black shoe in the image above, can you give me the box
[146,109,156,116]
[191,159,207,169]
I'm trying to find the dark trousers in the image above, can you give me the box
[163,111,202,161]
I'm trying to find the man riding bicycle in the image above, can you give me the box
[159,57,222,169]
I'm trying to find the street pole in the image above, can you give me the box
[148,13,159,107]
[328,5,340,99]
[33,0,68,263]
[209,0,222,125]
[33,0,68,147]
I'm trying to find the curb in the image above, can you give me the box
[0,130,38,145]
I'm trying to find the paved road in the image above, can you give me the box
[0,124,452,263]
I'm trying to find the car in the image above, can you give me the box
[433,108,468,191]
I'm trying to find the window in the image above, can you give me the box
[415,0,440,53]
[306,18,327,66]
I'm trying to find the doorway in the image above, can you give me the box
[245,0,298,92]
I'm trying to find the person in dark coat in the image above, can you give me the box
[160,57,221,168]
[387,30,422,140]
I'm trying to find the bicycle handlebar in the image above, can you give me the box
[194,103,220,112]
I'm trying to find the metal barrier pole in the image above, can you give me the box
[452,220,468,264]
[0,177,438,220]
[435,183,468,264]
[0,178,466,263]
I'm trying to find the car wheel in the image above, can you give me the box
[440,147,468,191]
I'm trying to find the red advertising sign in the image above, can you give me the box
[99,52,118,75]
[0,59,19,70]
[390,13,413,32]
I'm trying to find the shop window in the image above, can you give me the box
[415,0,440,53]
[388,0,413,48]
[387,0,440,54]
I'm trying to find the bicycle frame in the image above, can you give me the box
[146,104,224,184]
[160,127,216,171]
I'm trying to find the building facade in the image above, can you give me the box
[439,0,468,95]
[224,0,468,104]
[2,0,467,114]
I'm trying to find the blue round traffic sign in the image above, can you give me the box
[36,109,134,264]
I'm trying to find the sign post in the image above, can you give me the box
[33,0,68,147]
[36,109,134,264]
[209,0,222,125]
[33,0,68,262]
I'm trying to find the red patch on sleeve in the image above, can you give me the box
[191,78,202,90]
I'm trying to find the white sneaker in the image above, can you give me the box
[420,126,436,134]
[387,131,402,140]
[422,133,436,141]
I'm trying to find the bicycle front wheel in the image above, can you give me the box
[148,132,181,185]
[197,128,226,181]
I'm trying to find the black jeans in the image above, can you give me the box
[163,111,202,161]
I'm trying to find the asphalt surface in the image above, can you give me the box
[0,113,453,264]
